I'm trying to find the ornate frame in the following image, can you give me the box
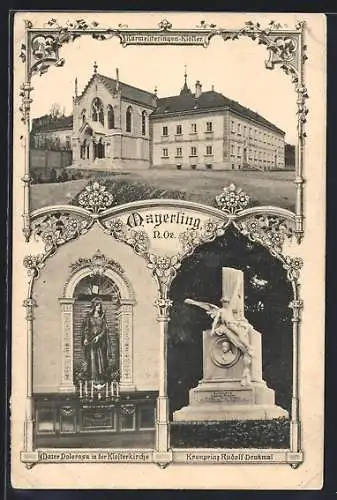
[21,181,303,469]
[18,16,307,241]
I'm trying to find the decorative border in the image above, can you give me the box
[18,16,307,242]
[20,182,303,469]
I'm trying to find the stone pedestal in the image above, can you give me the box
[173,268,288,422]
[174,328,288,421]
[174,378,288,421]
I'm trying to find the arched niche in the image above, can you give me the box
[59,260,136,394]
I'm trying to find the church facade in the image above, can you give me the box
[71,65,156,171]
[32,65,286,172]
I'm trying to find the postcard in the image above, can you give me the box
[11,11,326,489]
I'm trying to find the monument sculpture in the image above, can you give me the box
[173,267,288,421]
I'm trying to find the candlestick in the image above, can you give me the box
[105,382,109,399]
[91,380,94,399]
[84,380,88,397]
[79,380,83,398]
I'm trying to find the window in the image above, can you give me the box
[191,123,197,133]
[126,106,132,132]
[249,127,252,138]
[176,124,182,135]
[231,144,235,155]
[206,121,213,132]
[206,145,213,155]
[191,146,197,157]
[107,105,115,129]
[162,148,169,157]
[231,121,235,133]
[243,126,246,136]
[141,111,146,136]
[237,123,241,135]
[91,98,104,125]
[176,147,182,157]
[237,146,241,156]
[162,126,168,136]
[65,136,71,150]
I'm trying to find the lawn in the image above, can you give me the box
[30,169,295,211]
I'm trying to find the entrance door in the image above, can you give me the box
[97,139,105,159]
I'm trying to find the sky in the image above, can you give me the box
[28,18,299,144]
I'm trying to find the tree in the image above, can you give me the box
[49,103,62,120]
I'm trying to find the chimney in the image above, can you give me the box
[195,80,202,98]
[211,84,214,91]
[116,68,120,92]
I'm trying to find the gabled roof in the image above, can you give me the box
[78,73,156,109]
[153,90,284,135]
[79,120,106,136]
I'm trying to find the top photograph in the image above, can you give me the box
[13,12,321,238]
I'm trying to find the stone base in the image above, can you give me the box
[173,380,288,422]
[173,403,288,421]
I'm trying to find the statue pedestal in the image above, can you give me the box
[173,328,288,422]
[173,379,288,421]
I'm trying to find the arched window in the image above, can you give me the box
[126,106,132,133]
[107,105,115,129]
[91,98,104,125]
[141,111,146,136]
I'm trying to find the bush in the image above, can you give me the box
[71,178,186,206]
[170,418,290,448]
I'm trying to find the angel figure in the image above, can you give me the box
[185,297,255,386]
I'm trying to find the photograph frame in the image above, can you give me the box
[18,14,307,242]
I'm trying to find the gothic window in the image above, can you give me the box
[107,105,115,129]
[91,98,104,125]
[141,111,146,136]
[126,106,132,133]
